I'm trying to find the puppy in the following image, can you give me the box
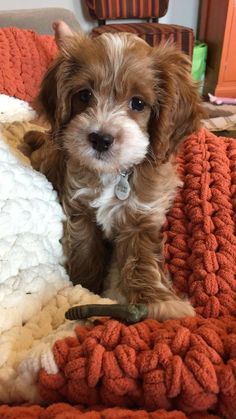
[26,21,204,321]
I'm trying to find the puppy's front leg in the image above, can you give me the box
[115,220,195,322]
[65,213,112,294]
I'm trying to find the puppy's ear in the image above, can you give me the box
[37,58,61,126]
[37,21,83,128]
[149,46,205,163]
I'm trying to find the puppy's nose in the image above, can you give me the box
[88,132,114,152]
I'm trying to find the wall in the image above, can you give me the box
[160,0,199,33]
[0,0,199,33]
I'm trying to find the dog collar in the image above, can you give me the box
[115,170,132,201]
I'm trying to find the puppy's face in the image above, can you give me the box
[65,33,155,173]
[39,23,203,173]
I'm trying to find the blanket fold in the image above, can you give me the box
[38,316,236,418]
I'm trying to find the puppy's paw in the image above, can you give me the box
[148,299,195,322]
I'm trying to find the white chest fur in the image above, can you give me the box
[73,162,182,240]
[90,173,125,238]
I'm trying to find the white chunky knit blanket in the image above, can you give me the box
[0,95,112,404]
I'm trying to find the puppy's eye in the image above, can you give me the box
[78,89,92,103]
[129,97,146,112]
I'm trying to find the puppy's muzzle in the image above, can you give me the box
[88,132,114,152]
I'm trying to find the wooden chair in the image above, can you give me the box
[85,0,194,56]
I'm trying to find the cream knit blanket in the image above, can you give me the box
[0,95,113,403]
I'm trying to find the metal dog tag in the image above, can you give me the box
[115,172,131,200]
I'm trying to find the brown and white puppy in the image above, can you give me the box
[27,21,204,321]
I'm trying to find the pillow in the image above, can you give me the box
[0,27,58,103]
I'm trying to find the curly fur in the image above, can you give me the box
[25,21,205,321]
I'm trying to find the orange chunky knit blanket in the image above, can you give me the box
[0,27,57,102]
[1,128,236,418]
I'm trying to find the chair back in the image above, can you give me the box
[86,0,169,23]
